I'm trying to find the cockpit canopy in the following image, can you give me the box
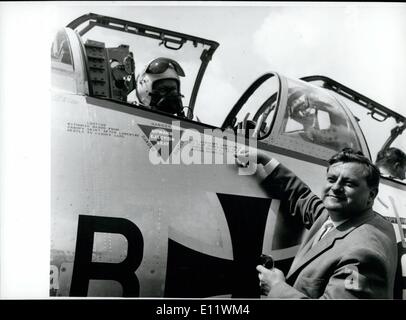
[51,13,219,119]
[222,72,365,161]
[281,78,362,153]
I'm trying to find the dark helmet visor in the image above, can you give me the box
[146,58,185,77]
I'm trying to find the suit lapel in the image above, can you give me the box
[286,210,374,280]
[286,212,329,278]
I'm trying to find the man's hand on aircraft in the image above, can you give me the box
[235,147,270,167]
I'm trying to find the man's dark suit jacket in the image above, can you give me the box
[260,164,398,299]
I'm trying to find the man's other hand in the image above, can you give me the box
[257,265,286,296]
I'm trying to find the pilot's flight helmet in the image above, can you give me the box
[136,57,185,107]
[287,87,316,120]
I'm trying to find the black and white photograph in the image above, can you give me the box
[0,1,405,305]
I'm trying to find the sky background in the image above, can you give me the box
[0,1,405,297]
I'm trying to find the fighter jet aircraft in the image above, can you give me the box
[50,13,406,298]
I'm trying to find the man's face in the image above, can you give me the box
[322,162,377,220]
[289,93,316,127]
[150,79,183,115]
[152,79,179,97]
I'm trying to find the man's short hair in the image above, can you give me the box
[328,148,380,190]
[375,147,406,169]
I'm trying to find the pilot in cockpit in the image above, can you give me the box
[285,87,355,151]
[136,57,186,117]
[376,147,406,181]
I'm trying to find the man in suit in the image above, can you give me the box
[238,148,398,298]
